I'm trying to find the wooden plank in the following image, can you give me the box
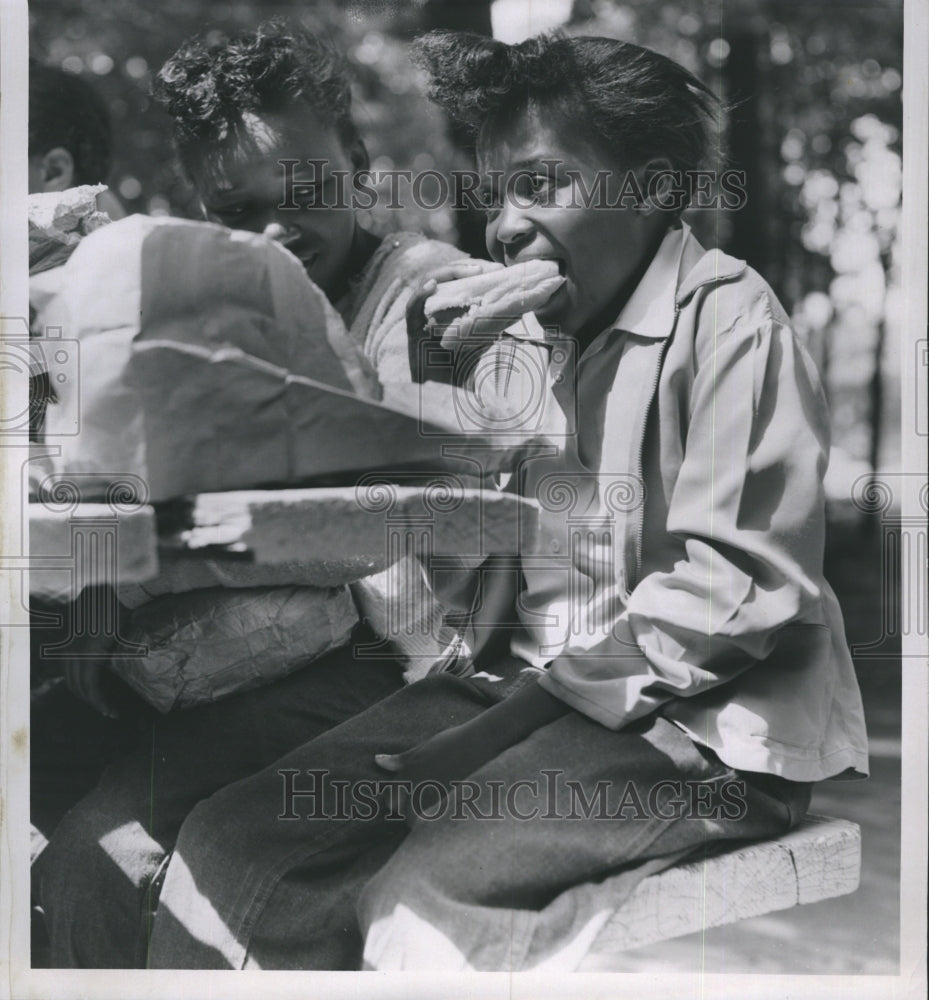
[586,816,861,956]
[161,486,535,568]
[787,814,862,904]
[28,501,158,603]
[117,549,381,604]
[29,486,535,600]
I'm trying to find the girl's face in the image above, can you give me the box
[196,108,361,298]
[480,106,663,342]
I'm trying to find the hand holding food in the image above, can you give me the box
[407,259,564,383]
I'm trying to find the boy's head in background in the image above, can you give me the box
[29,60,113,193]
[153,19,373,299]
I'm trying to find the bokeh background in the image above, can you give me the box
[28,0,906,975]
[29,0,904,485]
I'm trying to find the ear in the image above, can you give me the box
[638,158,684,216]
[39,147,76,192]
[349,136,370,174]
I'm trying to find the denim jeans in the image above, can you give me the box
[359,712,813,970]
[33,624,404,968]
[146,666,811,970]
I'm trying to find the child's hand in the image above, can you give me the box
[373,678,568,823]
[374,722,499,823]
[375,723,493,786]
[406,260,502,382]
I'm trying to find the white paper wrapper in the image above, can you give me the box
[31,214,545,502]
[424,258,564,324]
[28,184,111,274]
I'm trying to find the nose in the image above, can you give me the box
[491,198,535,260]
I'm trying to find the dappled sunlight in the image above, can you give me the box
[364,902,470,970]
[363,892,619,970]
[98,820,165,887]
[152,850,254,969]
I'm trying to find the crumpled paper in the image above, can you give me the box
[32,214,521,501]
[28,184,111,274]
[111,584,358,712]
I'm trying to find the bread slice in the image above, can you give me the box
[424,258,564,326]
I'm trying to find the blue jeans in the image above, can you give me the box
[147,668,811,970]
[33,624,404,968]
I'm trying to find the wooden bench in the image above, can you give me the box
[27,490,862,956]
[581,814,861,959]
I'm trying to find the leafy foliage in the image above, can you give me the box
[29,0,903,468]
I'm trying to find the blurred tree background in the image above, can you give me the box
[561,0,904,488]
[28,0,904,485]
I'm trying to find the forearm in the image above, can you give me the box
[459,674,571,753]
[375,673,571,792]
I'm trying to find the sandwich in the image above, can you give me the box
[424,258,565,328]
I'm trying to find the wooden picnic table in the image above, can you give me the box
[25,484,862,960]
[28,483,536,602]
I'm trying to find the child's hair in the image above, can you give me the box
[29,60,113,185]
[152,18,361,187]
[412,31,721,177]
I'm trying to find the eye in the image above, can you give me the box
[527,172,560,203]
[508,171,558,207]
[529,173,554,194]
[211,202,250,221]
[477,183,503,219]
[291,176,336,209]
[292,181,321,207]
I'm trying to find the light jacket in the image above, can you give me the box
[518,223,870,782]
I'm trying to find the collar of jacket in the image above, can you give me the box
[676,242,747,310]
[609,223,748,343]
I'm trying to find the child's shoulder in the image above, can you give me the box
[679,245,791,346]
[377,231,467,285]
[350,232,466,311]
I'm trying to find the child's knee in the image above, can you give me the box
[37,801,116,907]
[37,797,165,966]
[358,852,474,972]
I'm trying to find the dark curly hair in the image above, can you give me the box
[412,31,721,177]
[29,60,113,186]
[152,18,361,186]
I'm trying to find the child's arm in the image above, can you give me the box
[375,672,568,788]
[539,300,833,732]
